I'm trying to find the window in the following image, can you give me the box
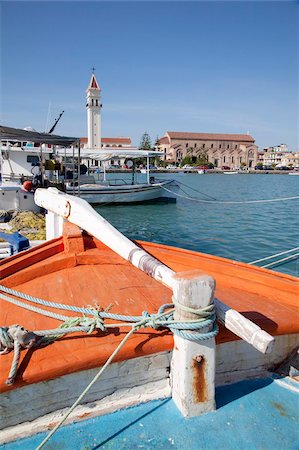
[211,144,214,148]
[96,100,98,106]
[235,145,238,149]
[232,157,234,163]
[223,156,226,163]
[27,155,39,164]
[92,99,94,106]
[186,143,189,148]
[194,143,197,148]
[203,144,205,148]
[219,144,222,149]
[227,144,230,149]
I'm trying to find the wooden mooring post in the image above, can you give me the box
[171,271,216,417]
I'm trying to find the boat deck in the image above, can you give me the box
[0,225,298,391]
[2,376,298,449]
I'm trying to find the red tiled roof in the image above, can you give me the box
[80,137,131,144]
[167,132,255,142]
[102,137,131,144]
[158,137,169,144]
[87,74,100,90]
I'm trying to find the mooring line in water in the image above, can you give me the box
[261,252,299,269]
[161,185,299,204]
[174,180,218,200]
[248,247,299,265]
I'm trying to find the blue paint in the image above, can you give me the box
[2,377,298,450]
[0,231,29,255]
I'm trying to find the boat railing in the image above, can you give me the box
[106,178,131,186]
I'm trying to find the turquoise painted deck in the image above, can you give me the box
[2,376,298,450]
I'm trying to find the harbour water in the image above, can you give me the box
[96,173,299,277]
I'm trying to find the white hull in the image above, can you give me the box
[66,180,175,204]
[288,172,299,175]
[1,333,297,436]
[0,185,40,212]
[223,171,238,174]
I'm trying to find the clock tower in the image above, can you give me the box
[86,71,101,149]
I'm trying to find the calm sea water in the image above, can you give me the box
[95,173,299,277]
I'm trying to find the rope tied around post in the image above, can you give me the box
[0,284,218,386]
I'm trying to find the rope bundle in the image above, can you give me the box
[0,284,218,386]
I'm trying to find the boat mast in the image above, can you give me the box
[48,111,64,134]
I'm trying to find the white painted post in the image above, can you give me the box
[45,211,64,240]
[171,271,216,417]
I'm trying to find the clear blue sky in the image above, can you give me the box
[1,1,298,150]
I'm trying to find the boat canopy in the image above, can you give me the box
[56,148,164,160]
[0,125,79,146]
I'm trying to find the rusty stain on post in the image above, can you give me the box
[192,356,207,402]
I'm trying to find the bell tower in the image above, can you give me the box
[86,70,101,149]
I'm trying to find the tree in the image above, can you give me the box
[181,156,193,166]
[139,131,152,150]
[195,145,209,165]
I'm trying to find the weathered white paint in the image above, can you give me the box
[45,210,64,240]
[215,333,298,386]
[171,272,216,417]
[214,298,275,354]
[0,351,171,431]
[0,379,171,445]
[1,334,297,441]
[35,188,175,287]
[35,187,275,355]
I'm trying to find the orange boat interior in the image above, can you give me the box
[1,223,298,392]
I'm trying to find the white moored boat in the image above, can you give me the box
[66,179,175,204]
[63,148,177,204]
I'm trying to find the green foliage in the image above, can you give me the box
[139,131,152,150]
[181,156,193,166]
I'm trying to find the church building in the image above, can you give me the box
[157,131,258,169]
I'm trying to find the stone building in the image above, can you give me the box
[157,131,258,169]
[261,145,299,168]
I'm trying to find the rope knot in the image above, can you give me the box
[80,316,106,333]
[138,311,159,330]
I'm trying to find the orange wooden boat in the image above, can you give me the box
[0,188,298,445]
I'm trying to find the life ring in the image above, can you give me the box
[23,181,33,192]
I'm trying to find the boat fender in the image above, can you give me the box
[23,180,33,192]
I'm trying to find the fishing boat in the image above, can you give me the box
[63,149,176,204]
[1,126,176,206]
[0,188,298,449]
[0,125,76,213]
[66,179,176,204]
[223,171,238,174]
